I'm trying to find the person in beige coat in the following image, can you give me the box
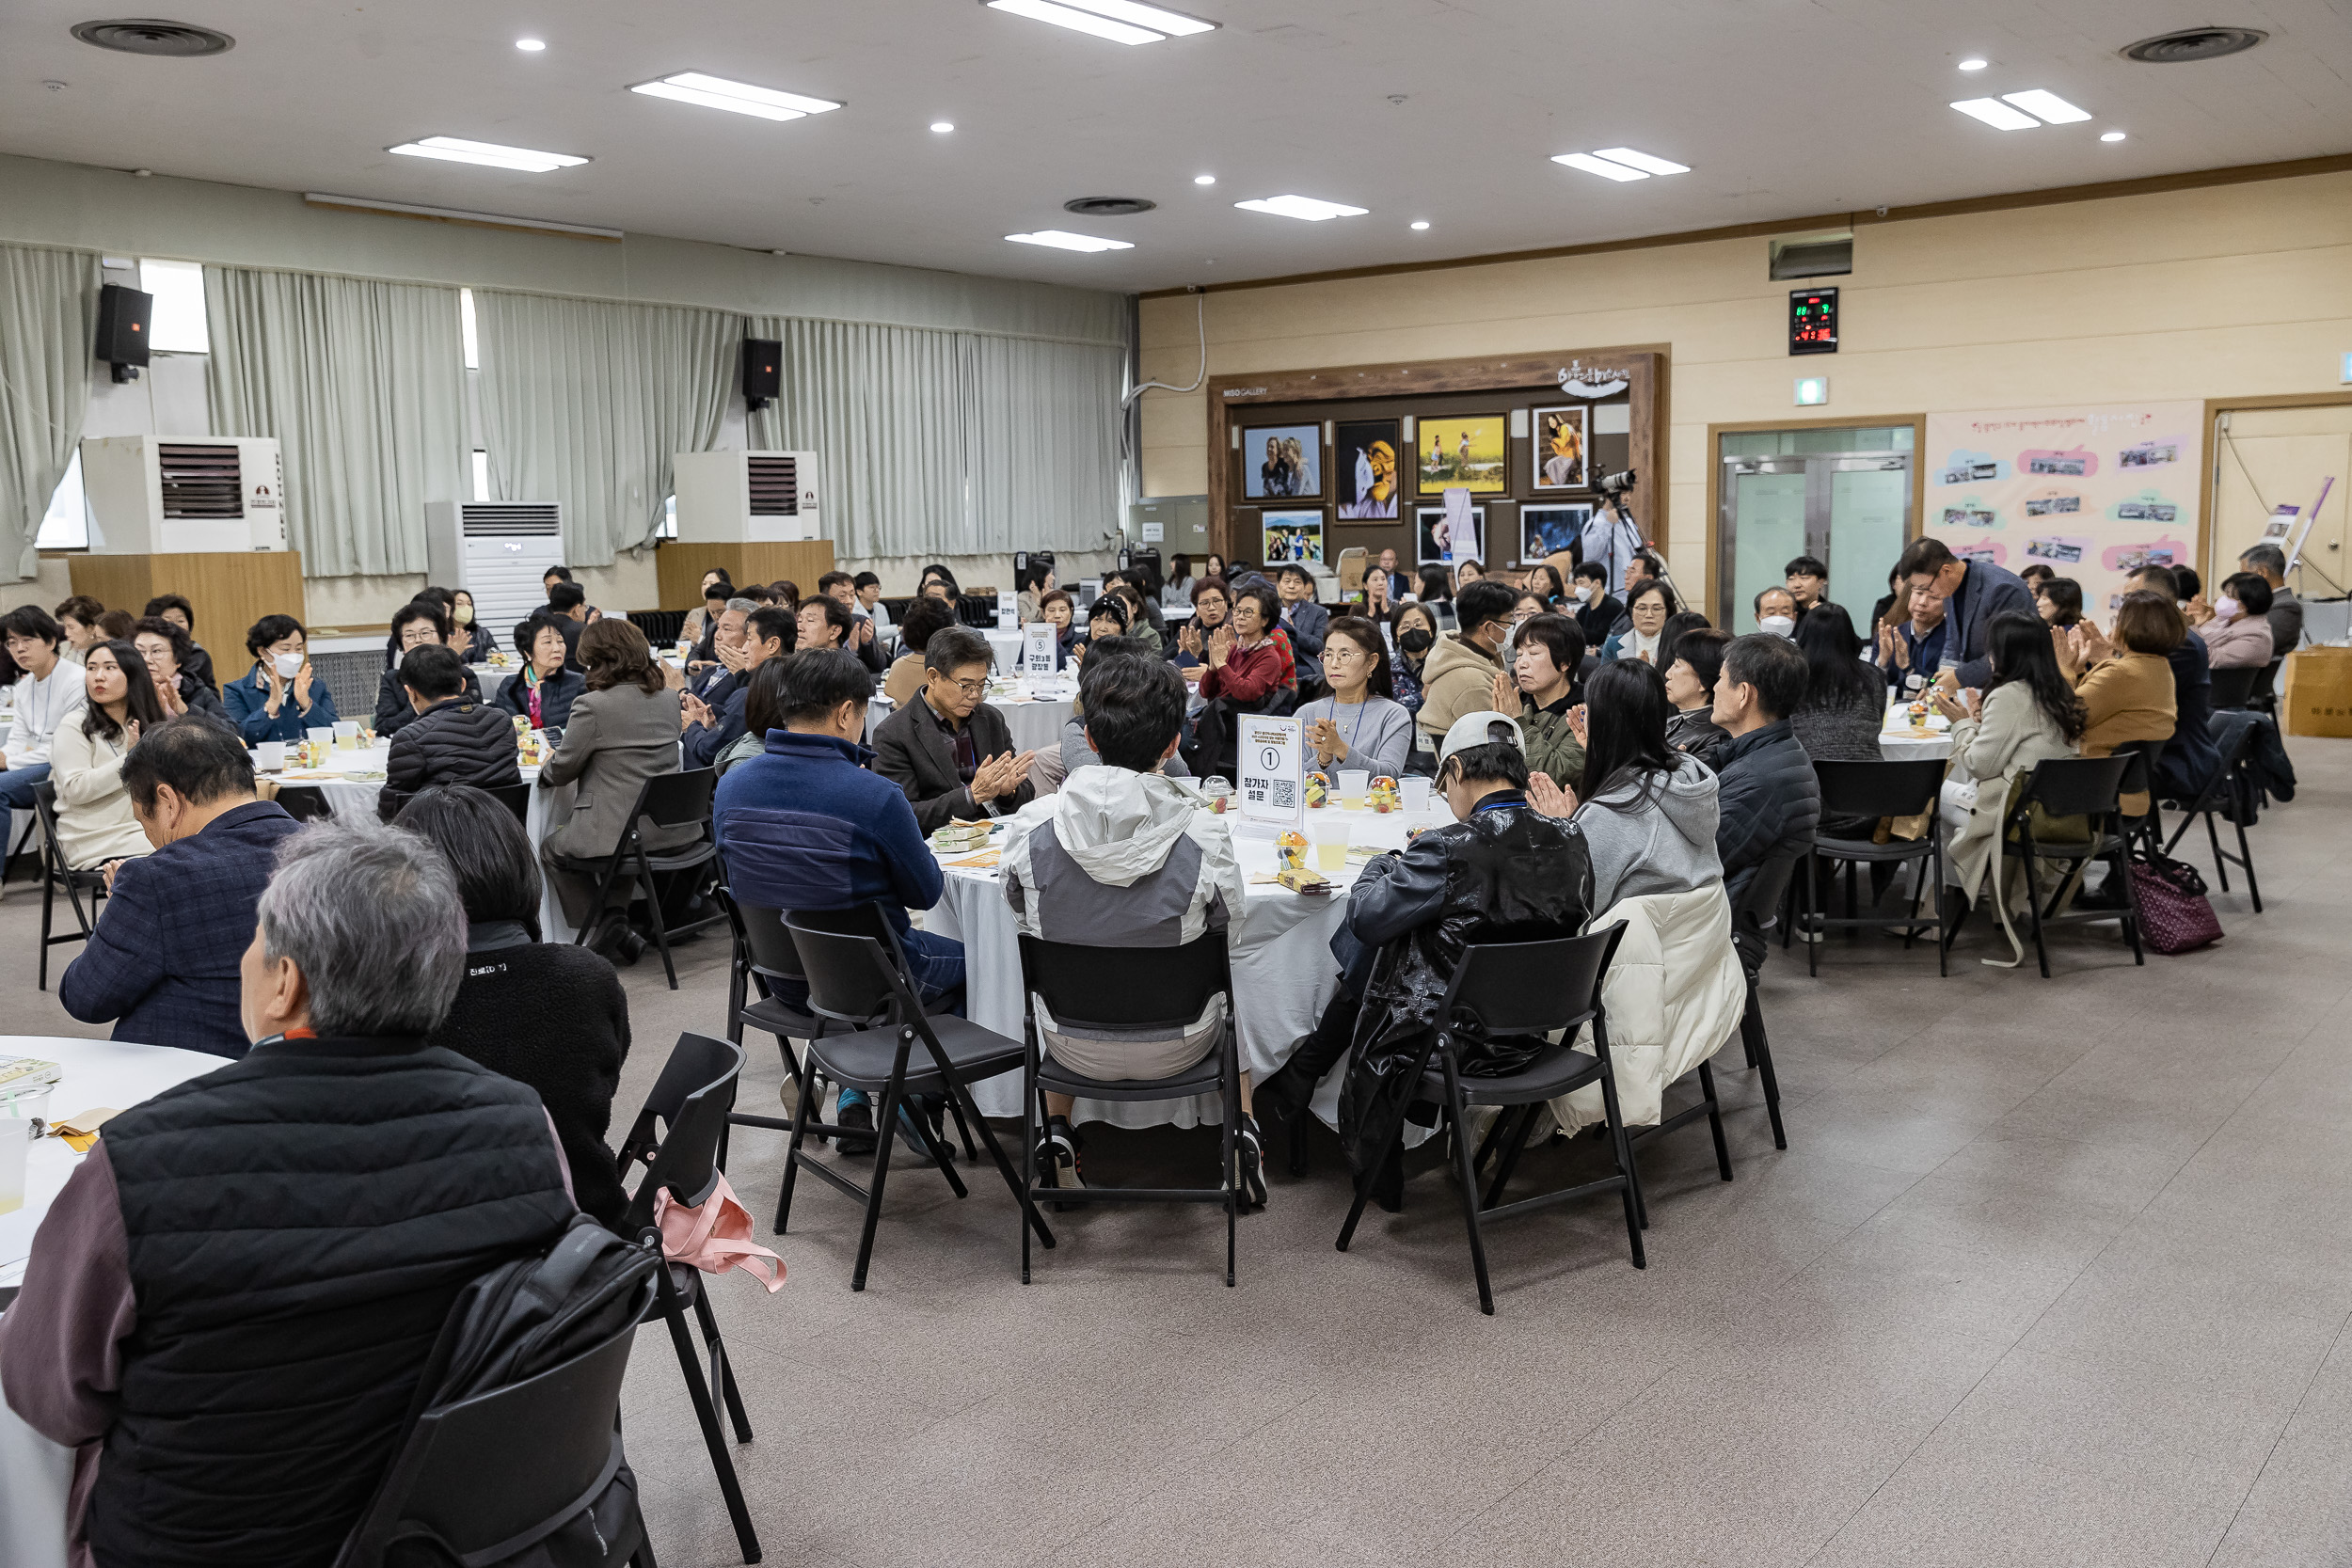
[538,620,701,931]
[50,641,168,870]
[1412,579,1520,747]
[1931,612,2082,909]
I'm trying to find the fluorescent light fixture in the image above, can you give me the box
[629,72,843,120]
[2003,88,2091,123]
[1950,97,2040,130]
[2101,130,2126,142]
[930,120,955,132]
[388,136,588,171]
[1957,56,1987,70]
[1552,151,1649,182]
[1194,173,1216,185]
[1234,194,1368,220]
[984,0,1216,45]
[1410,220,1430,230]
[1592,147,1689,175]
[1007,230,1134,252]
[515,37,545,52]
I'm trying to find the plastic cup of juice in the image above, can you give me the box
[1338,769,1370,810]
[1308,815,1351,871]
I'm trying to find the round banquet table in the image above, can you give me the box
[927,802,1443,1132]
[1,1036,228,1568]
[1879,729,1955,763]
[867,679,1073,761]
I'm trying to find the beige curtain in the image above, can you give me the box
[0,245,101,580]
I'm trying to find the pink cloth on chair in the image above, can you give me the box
[652,1171,786,1292]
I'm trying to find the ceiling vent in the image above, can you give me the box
[1770,234,1852,281]
[72,18,235,55]
[2121,25,2266,63]
[1063,197,1156,217]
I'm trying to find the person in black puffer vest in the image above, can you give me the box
[381,642,521,819]
[1708,633,1823,908]
[0,816,575,1568]
[400,784,634,1227]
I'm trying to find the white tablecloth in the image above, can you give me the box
[1878,730,1955,762]
[867,685,1072,761]
[927,806,1438,1131]
[1,1036,227,1568]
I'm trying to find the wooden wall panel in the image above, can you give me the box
[69,550,307,656]
[654,542,837,609]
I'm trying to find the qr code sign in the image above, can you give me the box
[1269,780,1295,810]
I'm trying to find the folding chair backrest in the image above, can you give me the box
[786,907,911,1027]
[2112,738,2164,804]
[1018,929,1230,1036]
[730,895,807,983]
[1734,837,1806,937]
[617,1032,742,1232]
[2018,754,2132,819]
[29,781,62,870]
[482,781,532,829]
[631,767,718,832]
[2207,664,2259,711]
[336,1323,636,1568]
[1813,758,1945,819]
[273,784,335,823]
[1437,923,1629,1042]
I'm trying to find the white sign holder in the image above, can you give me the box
[1023,621,1057,676]
[996,589,1018,630]
[1238,715,1305,831]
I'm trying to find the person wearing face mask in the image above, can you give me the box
[1488,611,1587,790]
[1412,579,1523,747]
[2188,572,2276,669]
[222,614,338,745]
[1569,561,1621,647]
[1752,586,1800,641]
[1388,602,1438,715]
[1601,580,1679,664]
[449,588,497,661]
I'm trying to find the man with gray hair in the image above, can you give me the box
[1,816,576,1568]
[2236,542,2302,656]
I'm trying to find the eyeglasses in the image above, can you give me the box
[942,676,988,696]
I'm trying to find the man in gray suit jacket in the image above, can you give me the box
[1899,535,2036,690]
[873,626,1038,834]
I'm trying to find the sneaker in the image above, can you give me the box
[1235,1114,1269,1211]
[1036,1116,1086,1210]
[833,1099,876,1158]
[896,1097,956,1162]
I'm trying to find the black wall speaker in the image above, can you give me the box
[741,337,781,411]
[97,283,153,382]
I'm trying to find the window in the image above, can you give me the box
[659,493,677,539]
[471,449,490,503]
[38,450,90,550]
[460,288,479,370]
[137,259,210,353]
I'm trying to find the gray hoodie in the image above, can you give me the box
[1571,751,1724,910]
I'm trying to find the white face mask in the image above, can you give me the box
[1759,615,1796,639]
[273,651,304,678]
[1572,584,1593,603]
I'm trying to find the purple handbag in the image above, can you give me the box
[2127,849,2223,955]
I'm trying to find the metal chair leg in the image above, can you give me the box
[655,1273,761,1563]
[1697,1060,1734,1182]
[1438,1056,1496,1315]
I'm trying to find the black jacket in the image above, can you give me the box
[373,663,485,737]
[181,641,218,696]
[431,933,633,1227]
[173,673,226,721]
[495,665,586,732]
[458,623,497,662]
[873,695,1037,833]
[1712,720,1821,903]
[2158,634,2220,800]
[1576,593,1623,647]
[1337,795,1595,1171]
[1666,705,1730,765]
[382,695,522,816]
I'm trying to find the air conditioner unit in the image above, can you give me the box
[424,501,566,639]
[671,450,822,543]
[80,436,290,553]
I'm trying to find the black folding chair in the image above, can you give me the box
[551,768,723,990]
[2002,754,2144,977]
[272,784,335,822]
[1727,840,1801,1151]
[715,888,831,1202]
[614,1033,760,1564]
[334,1322,653,1568]
[483,779,534,829]
[1015,931,1244,1287]
[2165,714,2264,911]
[29,781,106,992]
[2249,657,2283,716]
[784,910,1054,1291]
[1335,924,1645,1315]
[1799,759,1950,977]
[2207,664,2260,711]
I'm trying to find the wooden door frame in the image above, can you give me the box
[1204,343,1669,566]
[1702,412,1927,626]
[2198,390,2352,580]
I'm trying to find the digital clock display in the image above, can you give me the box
[1789,287,1838,356]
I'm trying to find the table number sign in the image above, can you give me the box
[1023,621,1057,675]
[997,589,1019,630]
[1238,715,1305,829]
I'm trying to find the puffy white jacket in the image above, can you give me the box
[1551,883,1746,1131]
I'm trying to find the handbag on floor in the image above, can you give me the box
[2126,848,2223,955]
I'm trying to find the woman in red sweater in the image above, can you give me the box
[1200,581,1297,705]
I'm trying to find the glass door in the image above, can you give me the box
[1718,428,1915,630]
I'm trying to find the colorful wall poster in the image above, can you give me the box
[1261,509,1325,564]
[1334,419,1399,519]
[1924,402,2201,620]
[1414,415,1507,495]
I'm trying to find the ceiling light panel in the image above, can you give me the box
[1551,152,1648,181]
[984,0,1215,44]
[630,72,842,120]
[1592,147,1689,176]
[389,136,587,171]
[1234,194,1369,220]
[2002,88,2091,123]
[1949,97,2040,130]
[1007,230,1134,251]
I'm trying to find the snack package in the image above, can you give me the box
[1304,772,1328,809]
[1276,866,1332,894]
[1277,830,1309,871]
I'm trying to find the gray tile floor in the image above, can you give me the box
[8,737,2346,1566]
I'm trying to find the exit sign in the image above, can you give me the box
[1789,287,1838,356]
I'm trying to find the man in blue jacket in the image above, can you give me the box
[1899,535,2035,690]
[714,648,960,1153]
[682,604,795,770]
[59,717,302,1057]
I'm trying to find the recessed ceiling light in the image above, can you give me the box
[1234,194,1369,221]
[1007,230,1134,252]
[1410,220,1430,230]
[1592,147,1690,176]
[1950,97,2041,130]
[2101,130,2127,141]
[629,72,843,120]
[984,0,1216,45]
[388,136,588,172]
[1957,56,1987,70]
[1194,174,1216,185]
[930,120,955,133]
[2002,88,2091,123]
[1551,152,1649,182]
[515,37,546,52]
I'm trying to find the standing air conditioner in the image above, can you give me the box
[424,501,566,638]
[80,436,289,553]
[670,451,822,542]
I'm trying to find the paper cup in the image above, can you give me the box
[1308,815,1351,871]
[1338,768,1370,809]
[1401,777,1433,814]
[257,741,286,772]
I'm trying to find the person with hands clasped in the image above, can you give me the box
[873,625,1038,833]
[53,639,168,872]
[222,613,337,745]
[1195,582,1298,708]
[1295,617,1414,778]
[1488,611,1588,790]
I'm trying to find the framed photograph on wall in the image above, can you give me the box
[1333,419,1400,520]
[1241,423,1323,500]
[1519,502,1592,565]
[1261,510,1326,565]
[1531,405,1589,491]
[1414,414,1506,495]
[1417,503,1484,565]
